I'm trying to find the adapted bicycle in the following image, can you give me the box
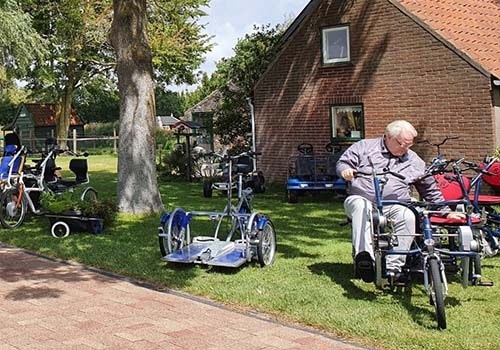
[356,162,487,330]
[158,151,276,268]
[0,145,98,229]
[420,136,500,256]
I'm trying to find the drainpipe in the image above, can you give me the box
[247,97,257,171]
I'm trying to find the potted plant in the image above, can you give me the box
[40,191,117,237]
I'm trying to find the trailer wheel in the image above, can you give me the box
[51,221,70,238]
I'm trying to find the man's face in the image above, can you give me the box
[386,132,414,157]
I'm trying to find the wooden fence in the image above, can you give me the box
[13,129,119,153]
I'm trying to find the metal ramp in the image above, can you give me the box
[162,238,249,267]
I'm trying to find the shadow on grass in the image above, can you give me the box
[308,260,462,329]
[308,261,377,301]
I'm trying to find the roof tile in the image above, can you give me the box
[397,0,500,77]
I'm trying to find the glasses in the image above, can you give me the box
[395,137,413,149]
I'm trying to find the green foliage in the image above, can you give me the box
[80,199,117,226]
[155,88,184,117]
[84,121,119,136]
[40,191,80,214]
[148,0,213,86]
[198,24,285,151]
[73,77,120,123]
[0,0,47,79]
[180,73,219,111]
[40,191,118,226]
[161,146,188,178]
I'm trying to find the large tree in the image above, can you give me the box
[22,0,114,148]
[110,0,211,213]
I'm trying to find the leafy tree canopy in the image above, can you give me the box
[211,24,286,150]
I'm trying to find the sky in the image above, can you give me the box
[171,0,310,91]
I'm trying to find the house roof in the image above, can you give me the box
[24,103,84,127]
[183,89,222,119]
[277,0,499,79]
[394,0,500,78]
[173,120,204,131]
[157,115,180,127]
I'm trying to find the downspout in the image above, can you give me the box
[247,97,257,171]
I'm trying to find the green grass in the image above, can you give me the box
[2,154,500,350]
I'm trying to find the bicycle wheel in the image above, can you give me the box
[257,219,276,267]
[81,187,98,202]
[159,208,190,256]
[429,258,447,329]
[0,187,28,229]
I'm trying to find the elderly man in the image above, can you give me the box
[336,120,461,282]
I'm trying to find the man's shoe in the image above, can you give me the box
[355,252,374,283]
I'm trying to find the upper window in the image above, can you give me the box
[322,25,350,64]
[331,105,364,141]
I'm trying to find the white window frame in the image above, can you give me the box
[322,25,350,64]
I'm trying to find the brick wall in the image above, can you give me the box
[253,0,494,184]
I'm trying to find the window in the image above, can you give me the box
[331,105,364,141]
[322,25,350,64]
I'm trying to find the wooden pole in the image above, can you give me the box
[73,129,77,152]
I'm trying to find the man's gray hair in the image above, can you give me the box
[385,120,418,138]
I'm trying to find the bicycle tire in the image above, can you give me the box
[159,208,190,256]
[81,187,98,202]
[0,187,28,229]
[429,258,447,329]
[257,219,276,267]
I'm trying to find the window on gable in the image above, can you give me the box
[322,25,350,64]
[331,105,364,141]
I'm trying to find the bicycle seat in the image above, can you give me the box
[429,215,481,225]
[235,155,253,174]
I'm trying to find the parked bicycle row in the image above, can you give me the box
[0,133,98,236]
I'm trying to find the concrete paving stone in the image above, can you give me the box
[0,244,371,350]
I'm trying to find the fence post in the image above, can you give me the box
[73,129,77,152]
[113,128,117,153]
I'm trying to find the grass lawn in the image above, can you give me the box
[1,154,500,350]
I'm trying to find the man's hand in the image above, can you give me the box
[341,168,356,181]
[446,212,466,221]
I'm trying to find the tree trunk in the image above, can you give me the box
[109,0,163,214]
[56,91,72,149]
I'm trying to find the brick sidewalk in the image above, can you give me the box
[0,245,370,350]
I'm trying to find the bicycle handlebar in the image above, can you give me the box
[356,169,406,181]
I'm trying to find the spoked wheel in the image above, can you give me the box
[81,187,98,202]
[0,187,27,229]
[428,258,447,329]
[257,219,276,267]
[51,221,70,238]
[159,208,190,256]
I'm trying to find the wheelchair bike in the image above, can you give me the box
[158,151,276,268]
[0,142,98,229]
[355,164,489,330]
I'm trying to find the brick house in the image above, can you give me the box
[5,103,85,147]
[252,0,500,183]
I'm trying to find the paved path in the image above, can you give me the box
[0,244,370,350]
